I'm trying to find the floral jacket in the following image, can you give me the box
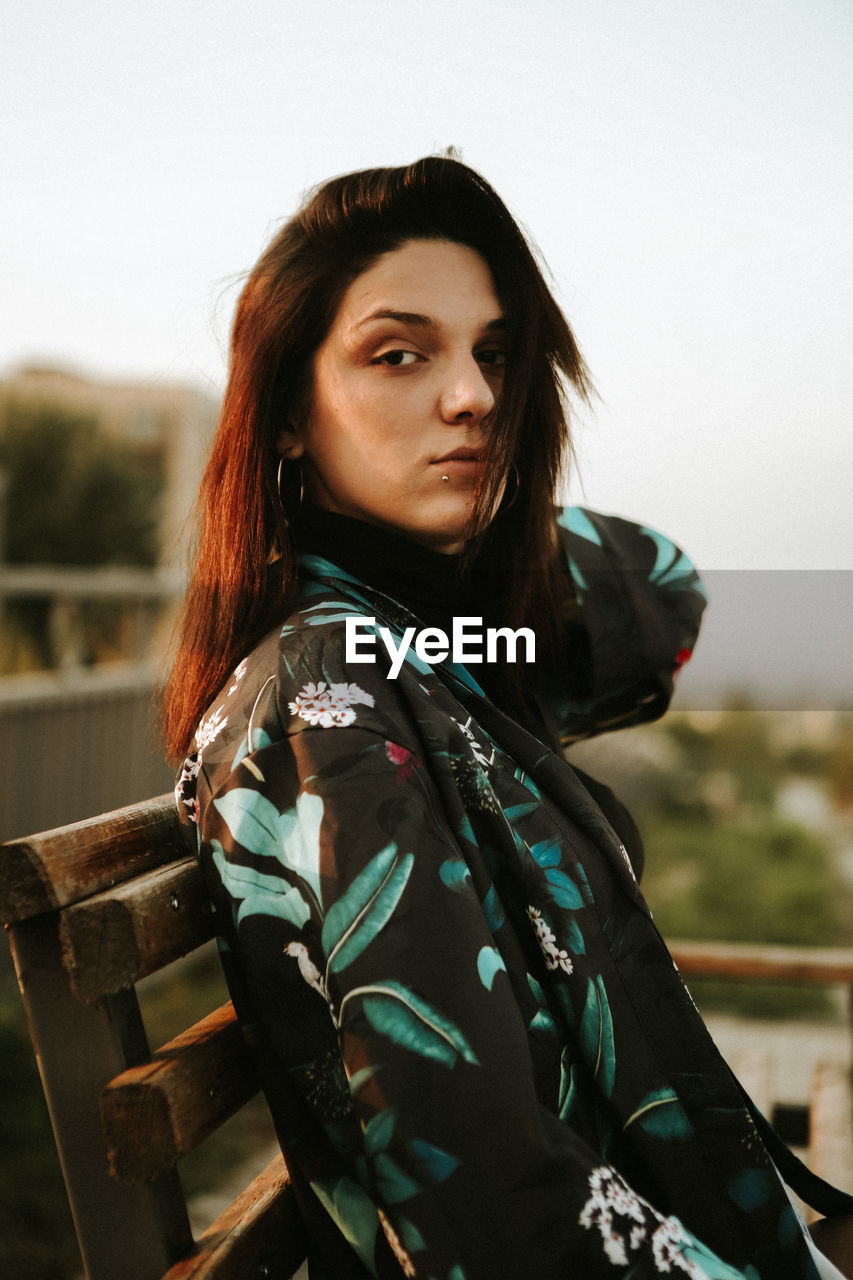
[176,508,849,1280]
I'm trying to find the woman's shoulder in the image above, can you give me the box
[189,577,419,778]
[555,506,703,585]
[544,507,707,743]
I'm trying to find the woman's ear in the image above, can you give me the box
[276,425,305,460]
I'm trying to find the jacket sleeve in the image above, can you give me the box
[543,508,708,746]
[198,714,749,1280]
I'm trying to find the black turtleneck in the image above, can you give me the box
[293,505,645,879]
[294,505,547,736]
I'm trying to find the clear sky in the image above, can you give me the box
[3,0,851,568]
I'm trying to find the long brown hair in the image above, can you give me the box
[161,155,591,762]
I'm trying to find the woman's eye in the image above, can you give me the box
[373,349,420,367]
[476,349,507,368]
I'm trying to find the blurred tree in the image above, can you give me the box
[0,401,162,566]
[0,401,164,671]
[829,729,853,812]
[587,709,853,1017]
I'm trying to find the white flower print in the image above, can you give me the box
[526,906,573,974]
[196,704,228,756]
[579,1167,712,1277]
[227,657,248,695]
[652,1217,707,1278]
[579,1166,648,1266]
[174,753,201,824]
[288,681,375,728]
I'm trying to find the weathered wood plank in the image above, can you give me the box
[100,1003,260,1183]
[669,940,853,984]
[162,1155,307,1280]
[0,793,184,923]
[59,857,216,1002]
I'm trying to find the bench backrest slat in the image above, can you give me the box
[101,1003,260,1183]
[161,1155,307,1280]
[59,858,216,1002]
[1,794,308,1280]
[0,795,183,922]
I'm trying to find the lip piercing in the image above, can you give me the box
[441,474,450,483]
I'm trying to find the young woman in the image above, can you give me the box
[163,156,853,1279]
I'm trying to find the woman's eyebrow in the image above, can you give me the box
[356,308,434,329]
[354,309,507,332]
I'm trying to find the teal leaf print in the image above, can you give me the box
[408,1139,459,1185]
[574,863,595,906]
[527,972,547,1004]
[529,1009,559,1036]
[455,814,477,846]
[566,917,586,956]
[640,524,706,594]
[482,884,505,932]
[580,976,616,1098]
[439,859,472,892]
[322,844,414,975]
[560,506,603,547]
[623,1088,692,1139]
[504,801,538,821]
[544,867,585,910]
[558,1050,579,1122]
[728,1167,776,1212]
[210,840,311,929]
[230,726,272,772]
[213,788,324,904]
[398,1216,426,1254]
[678,1240,754,1280]
[354,982,479,1068]
[476,946,506,991]
[529,838,561,868]
[528,971,559,1036]
[214,788,286,857]
[566,555,589,598]
[529,840,586,910]
[309,1174,379,1270]
[364,1108,396,1156]
[373,1152,420,1203]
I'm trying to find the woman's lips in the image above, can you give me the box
[432,448,485,475]
[432,456,485,477]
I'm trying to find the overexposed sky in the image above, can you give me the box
[3,0,851,568]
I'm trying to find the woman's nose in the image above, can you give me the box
[439,356,496,423]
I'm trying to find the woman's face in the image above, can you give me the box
[280,238,507,554]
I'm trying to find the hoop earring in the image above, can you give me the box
[276,456,304,527]
[501,463,520,511]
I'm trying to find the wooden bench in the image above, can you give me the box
[0,794,307,1280]
[3,798,853,1276]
